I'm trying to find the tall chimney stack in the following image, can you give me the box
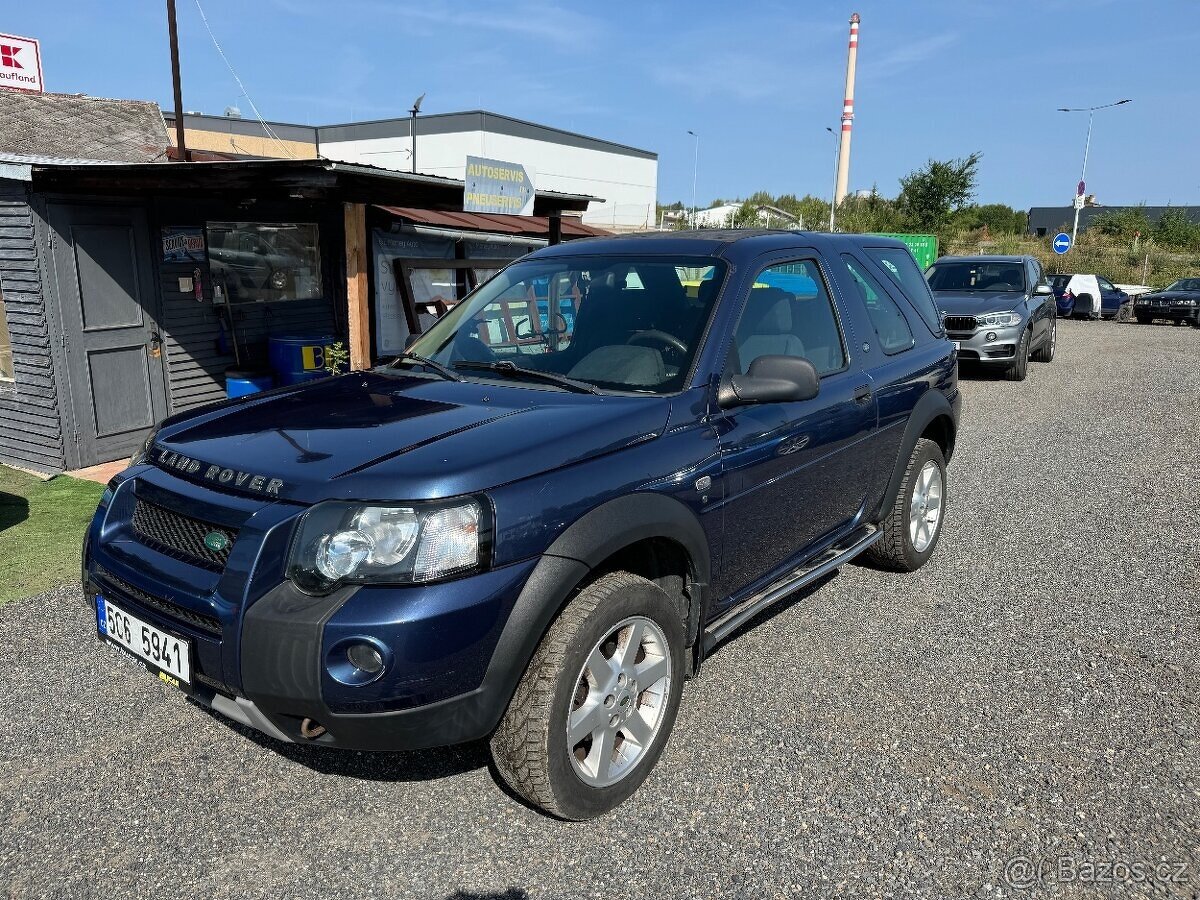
[833,13,860,210]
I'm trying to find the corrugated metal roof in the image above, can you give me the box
[376,206,611,238]
[0,91,169,163]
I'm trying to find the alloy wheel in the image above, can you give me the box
[566,616,672,788]
[909,461,943,553]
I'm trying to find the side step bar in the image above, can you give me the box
[702,524,881,651]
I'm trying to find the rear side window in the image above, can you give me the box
[841,255,914,355]
[867,247,942,334]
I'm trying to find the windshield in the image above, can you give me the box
[404,255,725,394]
[926,261,1027,293]
[1166,279,1200,292]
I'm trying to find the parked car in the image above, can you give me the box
[1047,273,1130,320]
[1134,278,1200,326]
[925,254,1057,381]
[84,232,959,820]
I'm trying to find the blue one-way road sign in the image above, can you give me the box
[1053,232,1072,254]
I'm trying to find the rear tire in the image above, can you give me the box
[866,438,946,573]
[490,572,685,820]
[1031,315,1056,362]
[1004,328,1030,381]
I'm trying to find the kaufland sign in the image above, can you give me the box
[0,33,44,94]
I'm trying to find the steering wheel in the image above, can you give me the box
[515,312,570,340]
[628,329,688,357]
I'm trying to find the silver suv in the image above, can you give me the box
[926,255,1058,382]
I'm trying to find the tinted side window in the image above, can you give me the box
[866,247,942,334]
[731,260,846,376]
[841,254,914,355]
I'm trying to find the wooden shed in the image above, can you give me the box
[0,158,593,474]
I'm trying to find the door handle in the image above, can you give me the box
[853,384,873,405]
[148,332,163,359]
[149,331,162,346]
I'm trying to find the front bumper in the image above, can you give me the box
[84,468,542,751]
[1136,303,1198,322]
[946,323,1023,364]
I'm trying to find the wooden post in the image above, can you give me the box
[344,202,370,370]
[548,213,563,246]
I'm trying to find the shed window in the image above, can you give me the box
[0,288,13,382]
[206,222,322,304]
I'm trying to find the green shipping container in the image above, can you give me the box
[870,233,939,270]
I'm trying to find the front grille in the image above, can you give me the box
[132,498,237,571]
[944,315,978,332]
[95,566,223,636]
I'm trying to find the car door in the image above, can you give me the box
[1098,277,1122,315]
[711,254,876,610]
[1027,259,1049,344]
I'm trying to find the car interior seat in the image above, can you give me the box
[735,287,806,372]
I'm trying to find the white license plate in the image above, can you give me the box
[952,341,961,350]
[97,595,192,685]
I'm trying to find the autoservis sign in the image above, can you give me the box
[0,33,44,94]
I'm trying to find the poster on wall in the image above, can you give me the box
[161,226,206,263]
[372,229,454,356]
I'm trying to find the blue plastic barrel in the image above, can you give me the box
[225,368,274,398]
[269,333,336,385]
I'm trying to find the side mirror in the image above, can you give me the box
[718,355,820,409]
[1034,283,1053,296]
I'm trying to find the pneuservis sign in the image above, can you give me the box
[0,33,43,94]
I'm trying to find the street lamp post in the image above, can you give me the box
[410,93,425,174]
[1057,98,1131,246]
[687,130,699,229]
[825,126,841,232]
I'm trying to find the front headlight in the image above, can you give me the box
[129,427,159,468]
[976,312,1022,328]
[287,498,488,593]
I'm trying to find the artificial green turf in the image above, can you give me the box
[0,465,104,604]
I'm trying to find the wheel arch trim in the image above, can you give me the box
[475,493,712,735]
[873,389,956,522]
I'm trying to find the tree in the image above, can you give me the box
[1153,208,1200,250]
[951,203,1027,234]
[1090,205,1153,241]
[896,153,982,236]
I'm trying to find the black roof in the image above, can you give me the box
[27,157,597,214]
[1027,205,1200,234]
[533,229,909,258]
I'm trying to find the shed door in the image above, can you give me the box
[49,204,167,466]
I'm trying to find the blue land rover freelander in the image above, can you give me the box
[84,231,960,820]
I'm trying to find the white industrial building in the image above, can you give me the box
[167,109,659,232]
[319,111,657,231]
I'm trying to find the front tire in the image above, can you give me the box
[1031,315,1056,362]
[1005,328,1030,381]
[866,438,946,572]
[1136,314,1152,325]
[490,572,685,820]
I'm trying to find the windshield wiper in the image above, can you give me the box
[454,360,601,395]
[389,352,462,382]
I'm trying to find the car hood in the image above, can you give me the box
[932,291,1026,316]
[150,372,673,504]
[1143,290,1200,300]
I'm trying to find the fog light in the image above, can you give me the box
[347,642,384,674]
[986,331,997,342]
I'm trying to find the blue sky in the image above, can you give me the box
[6,0,1199,209]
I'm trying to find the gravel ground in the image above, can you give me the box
[1,320,1198,900]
